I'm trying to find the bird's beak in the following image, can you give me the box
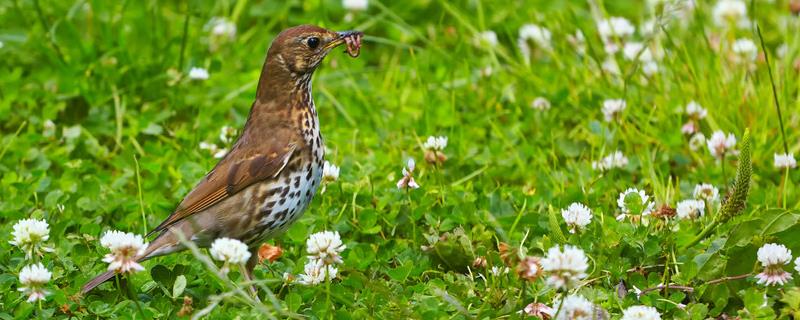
[324,30,364,51]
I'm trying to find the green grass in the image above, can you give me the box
[2,0,800,318]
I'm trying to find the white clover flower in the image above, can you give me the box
[475,30,499,48]
[490,266,510,276]
[209,237,251,265]
[622,305,662,320]
[617,188,655,221]
[101,230,148,274]
[188,67,209,80]
[777,44,788,59]
[518,24,551,58]
[602,99,627,122]
[531,97,551,110]
[322,161,341,183]
[0,40,4,49]
[755,243,793,286]
[541,245,588,290]
[712,0,748,27]
[10,218,53,260]
[597,17,636,40]
[206,17,236,40]
[297,260,338,285]
[732,38,758,62]
[43,119,56,138]
[642,61,659,76]
[795,256,800,274]
[689,133,706,151]
[306,231,346,265]
[774,153,797,169]
[423,136,448,151]
[601,58,621,75]
[592,150,629,171]
[199,141,227,158]
[554,294,593,320]
[693,183,719,202]
[568,30,586,55]
[685,101,707,119]
[640,19,656,35]
[342,0,368,11]
[676,199,705,220]
[522,302,553,318]
[561,203,592,233]
[706,130,737,159]
[396,158,420,189]
[219,126,237,144]
[623,42,654,62]
[18,263,51,303]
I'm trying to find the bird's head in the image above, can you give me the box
[267,25,363,76]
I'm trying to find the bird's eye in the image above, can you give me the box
[307,37,320,49]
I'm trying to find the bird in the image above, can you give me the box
[81,25,363,294]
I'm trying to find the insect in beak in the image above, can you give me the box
[326,30,363,57]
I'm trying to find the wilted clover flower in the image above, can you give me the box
[541,245,588,290]
[522,302,553,318]
[774,153,797,169]
[755,243,793,286]
[297,260,338,285]
[554,294,593,320]
[707,130,736,159]
[18,263,51,303]
[101,230,148,274]
[306,231,346,265]
[517,256,543,281]
[621,305,661,320]
[676,199,705,220]
[209,237,251,265]
[561,203,592,233]
[396,159,420,189]
[10,218,53,260]
[423,136,448,164]
[601,99,626,122]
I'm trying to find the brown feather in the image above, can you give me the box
[147,120,300,237]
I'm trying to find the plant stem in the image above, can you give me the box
[683,220,719,249]
[756,25,789,154]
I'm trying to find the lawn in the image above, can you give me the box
[2,0,800,319]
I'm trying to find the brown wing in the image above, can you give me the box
[147,125,299,237]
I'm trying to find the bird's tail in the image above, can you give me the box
[81,229,184,294]
[80,270,120,294]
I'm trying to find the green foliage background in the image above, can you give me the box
[1,0,800,318]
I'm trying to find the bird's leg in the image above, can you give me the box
[242,252,261,302]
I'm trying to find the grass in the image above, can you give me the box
[1,0,800,318]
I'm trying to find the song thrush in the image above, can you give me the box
[82,25,363,294]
